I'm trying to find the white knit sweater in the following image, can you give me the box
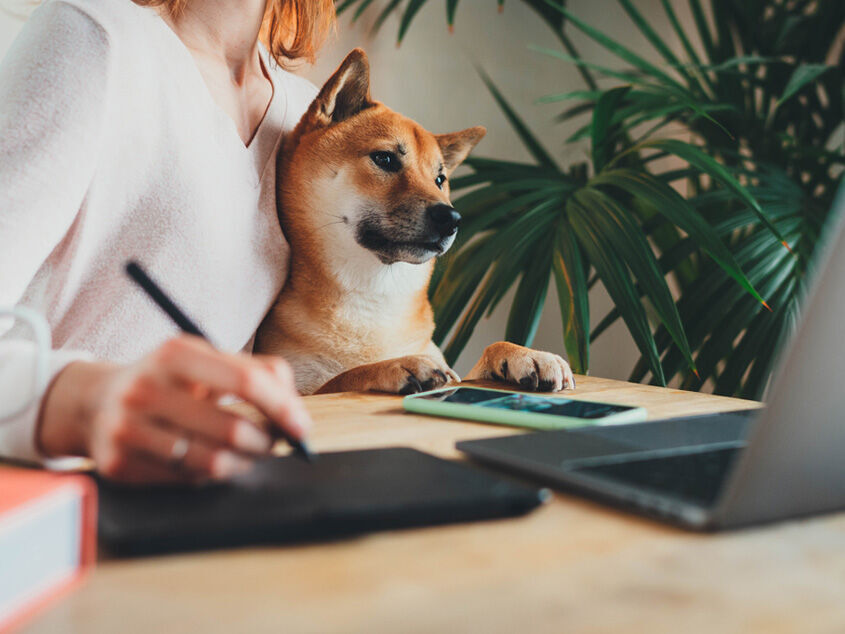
[0,0,317,462]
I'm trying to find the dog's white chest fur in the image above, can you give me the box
[259,258,432,394]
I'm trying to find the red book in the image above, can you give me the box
[0,467,97,632]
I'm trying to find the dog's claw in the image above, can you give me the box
[399,371,424,394]
[519,371,539,391]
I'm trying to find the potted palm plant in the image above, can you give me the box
[337,0,844,399]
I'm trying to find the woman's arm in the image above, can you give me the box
[0,2,112,305]
[0,2,114,462]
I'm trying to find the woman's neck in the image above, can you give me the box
[161,0,268,84]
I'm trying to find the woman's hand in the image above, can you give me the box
[37,336,311,483]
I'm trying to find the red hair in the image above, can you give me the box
[133,0,335,65]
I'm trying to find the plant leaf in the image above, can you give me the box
[398,0,428,44]
[544,1,687,90]
[446,0,460,28]
[536,89,603,105]
[477,68,559,170]
[335,0,361,16]
[687,0,717,62]
[592,86,631,173]
[352,0,377,21]
[370,0,403,35]
[431,239,496,344]
[521,0,598,91]
[453,186,567,239]
[552,218,590,373]
[576,187,695,371]
[617,0,703,91]
[695,55,786,72]
[613,139,791,249]
[522,0,565,33]
[660,0,706,78]
[505,235,553,346]
[441,210,555,363]
[530,46,645,85]
[567,195,666,384]
[777,64,832,106]
[590,168,766,304]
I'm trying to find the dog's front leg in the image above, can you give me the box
[315,353,460,395]
[465,342,575,392]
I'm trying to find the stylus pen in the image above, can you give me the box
[125,260,316,464]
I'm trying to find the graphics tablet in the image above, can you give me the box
[98,447,549,555]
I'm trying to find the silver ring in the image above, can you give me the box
[169,436,190,468]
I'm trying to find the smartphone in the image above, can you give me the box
[403,386,647,431]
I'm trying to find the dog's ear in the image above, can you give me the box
[436,126,487,174]
[311,48,374,127]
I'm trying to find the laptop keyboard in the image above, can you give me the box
[574,447,742,506]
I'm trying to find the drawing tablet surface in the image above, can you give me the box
[98,447,548,555]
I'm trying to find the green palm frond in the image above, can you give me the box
[530,0,842,397]
[429,73,772,384]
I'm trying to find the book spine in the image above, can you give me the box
[2,475,97,633]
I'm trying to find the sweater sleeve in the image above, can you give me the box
[0,1,111,464]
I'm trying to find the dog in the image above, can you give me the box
[255,49,575,396]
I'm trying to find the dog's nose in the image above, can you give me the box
[427,204,461,238]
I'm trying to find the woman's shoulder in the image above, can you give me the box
[266,60,319,128]
[34,0,157,43]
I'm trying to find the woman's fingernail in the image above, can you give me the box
[292,405,313,436]
[212,451,253,478]
[233,420,272,453]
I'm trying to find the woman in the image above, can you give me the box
[0,0,335,482]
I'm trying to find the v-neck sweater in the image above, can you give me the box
[0,0,318,463]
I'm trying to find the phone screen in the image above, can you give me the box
[416,387,635,420]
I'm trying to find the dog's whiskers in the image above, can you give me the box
[317,219,346,231]
[317,214,348,231]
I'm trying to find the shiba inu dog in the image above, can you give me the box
[255,49,575,395]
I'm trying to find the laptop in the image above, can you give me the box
[458,186,845,530]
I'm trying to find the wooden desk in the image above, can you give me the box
[23,377,845,633]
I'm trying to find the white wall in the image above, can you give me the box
[0,1,692,381]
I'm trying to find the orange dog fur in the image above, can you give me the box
[255,49,574,395]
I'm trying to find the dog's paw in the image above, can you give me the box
[467,342,575,392]
[366,355,461,395]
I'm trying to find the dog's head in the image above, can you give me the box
[281,49,485,267]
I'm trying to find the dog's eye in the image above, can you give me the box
[370,151,401,173]
[435,174,446,189]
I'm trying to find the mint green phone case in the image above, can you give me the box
[402,386,647,431]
